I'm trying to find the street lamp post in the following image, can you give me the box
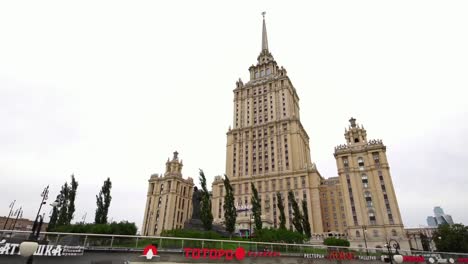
[362,225,369,256]
[29,185,49,241]
[385,239,403,264]
[9,207,23,233]
[2,200,16,230]
[20,185,50,264]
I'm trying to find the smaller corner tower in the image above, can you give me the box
[334,118,409,250]
[142,151,194,236]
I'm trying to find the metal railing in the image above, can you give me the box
[1,230,468,260]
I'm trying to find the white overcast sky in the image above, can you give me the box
[1,0,467,231]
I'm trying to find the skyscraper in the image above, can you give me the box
[427,206,454,226]
[211,13,324,234]
[211,15,409,249]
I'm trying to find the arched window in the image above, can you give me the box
[391,229,397,236]
[160,184,164,192]
[356,230,361,237]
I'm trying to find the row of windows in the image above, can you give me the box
[254,68,272,79]
[232,133,290,176]
[234,88,290,127]
[228,177,307,196]
[155,181,190,197]
[355,229,398,238]
[342,152,381,169]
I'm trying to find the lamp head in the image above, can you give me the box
[19,241,39,257]
[393,255,404,263]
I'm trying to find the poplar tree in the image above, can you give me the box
[276,192,286,230]
[67,174,78,223]
[288,190,303,234]
[251,183,262,231]
[223,174,236,237]
[302,200,312,238]
[56,182,70,226]
[95,178,112,224]
[199,170,213,230]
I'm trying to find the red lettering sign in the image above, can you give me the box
[327,251,354,260]
[403,256,425,262]
[458,258,468,263]
[182,247,280,261]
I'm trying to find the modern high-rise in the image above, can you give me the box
[427,206,454,226]
[141,152,194,236]
[211,14,324,235]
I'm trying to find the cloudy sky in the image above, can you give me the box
[1,0,467,231]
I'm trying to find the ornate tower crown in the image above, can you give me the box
[165,151,183,177]
[345,117,367,144]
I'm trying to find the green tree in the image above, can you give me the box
[301,200,312,238]
[56,182,70,226]
[420,232,431,251]
[288,191,303,234]
[95,178,112,224]
[47,194,61,231]
[276,192,286,230]
[433,224,468,253]
[67,174,78,223]
[251,183,262,231]
[199,170,213,230]
[223,174,236,237]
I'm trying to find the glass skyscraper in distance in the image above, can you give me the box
[427,206,454,227]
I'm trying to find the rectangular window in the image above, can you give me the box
[342,157,349,167]
[373,152,380,164]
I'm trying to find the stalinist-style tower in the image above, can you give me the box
[334,118,409,249]
[211,14,323,234]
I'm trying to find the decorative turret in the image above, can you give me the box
[164,151,183,177]
[344,117,368,145]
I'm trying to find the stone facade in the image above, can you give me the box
[141,151,194,236]
[211,15,323,235]
[334,118,409,249]
[319,177,347,234]
[405,227,438,251]
[211,15,409,250]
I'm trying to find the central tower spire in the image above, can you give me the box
[261,11,269,51]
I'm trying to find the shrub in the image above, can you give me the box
[253,228,306,244]
[323,237,350,247]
